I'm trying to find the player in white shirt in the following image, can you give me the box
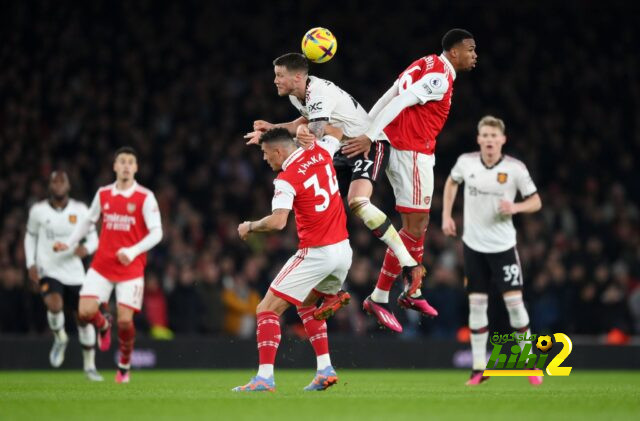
[244,53,425,301]
[24,171,102,381]
[441,116,542,386]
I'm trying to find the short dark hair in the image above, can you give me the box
[272,53,309,73]
[259,128,295,145]
[114,146,138,161]
[441,28,474,51]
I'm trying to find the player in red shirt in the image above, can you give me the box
[54,147,163,383]
[343,29,477,331]
[233,128,352,392]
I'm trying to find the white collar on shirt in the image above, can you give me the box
[439,54,457,81]
[281,147,306,171]
[111,181,138,198]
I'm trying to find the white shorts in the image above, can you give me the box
[386,148,435,213]
[80,268,144,311]
[270,239,352,306]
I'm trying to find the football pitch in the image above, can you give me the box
[1,370,639,420]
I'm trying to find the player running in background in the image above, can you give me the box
[244,53,425,300]
[54,147,162,384]
[233,128,352,392]
[24,170,102,381]
[441,116,542,386]
[343,29,477,332]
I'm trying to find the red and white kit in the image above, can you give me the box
[371,54,456,213]
[71,182,162,311]
[269,136,352,305]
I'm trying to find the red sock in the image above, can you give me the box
[297,306,329,356]
[89,311,107,330]
[375,229,422,291]
[403,230,424,263]
[256,311,281,365]
[118,322,135,367]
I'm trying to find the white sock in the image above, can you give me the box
[371,288,389,303]
[47,311,67,342]
[118,363,131,371]
[379,228,417,267]
[82,348,96,371]
[78,324,96,370]
[469,294,489,370]
[351,197,417,267]
[410,290,422,298]
[317,354,332,371]
[257,364,274,378]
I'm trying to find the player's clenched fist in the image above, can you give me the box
[238,221,252,240]
[296,125,315,148]
[52,241,69,252]
[442,216,457,237]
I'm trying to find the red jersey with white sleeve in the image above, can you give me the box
[87,182,161,281]
[383,54,456,155]
[271,136,348,248]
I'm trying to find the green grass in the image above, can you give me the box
[1,370,639,420]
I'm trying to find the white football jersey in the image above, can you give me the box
[450,153,537,253]
[289,76,370,138]
[25,199,98,285]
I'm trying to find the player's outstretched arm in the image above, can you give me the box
[442,176,460,237]
[343,90,420,158]
[499,193,541,216]
[244,117,308,145]
[368,80,399,121]
[238,209,290,240]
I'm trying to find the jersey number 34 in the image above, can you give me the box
[303,164,340,212]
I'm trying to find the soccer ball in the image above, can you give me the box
[301,27,337,63]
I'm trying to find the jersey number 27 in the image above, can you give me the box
[303,164,339,212]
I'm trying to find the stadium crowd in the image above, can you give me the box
[1,0,638,342]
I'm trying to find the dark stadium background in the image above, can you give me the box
[0,0,638,365]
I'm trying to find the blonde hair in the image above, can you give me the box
[477,115,505,134]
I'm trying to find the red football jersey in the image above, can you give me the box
[383,54,456,155]
[273,141,348,248]
[90,184,157,281]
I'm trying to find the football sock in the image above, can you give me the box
[256,311,280,377]
[297,306,330,370]
[47,311,67,342]
[316,354,332,371]
[403,230,426,298]
[504,294,532,356]
[374,229,425,301]
[350,197,417,268]
[469,294,489,370]
[117,321,135,368]
[88,311,108,331]
[78,324,97,370]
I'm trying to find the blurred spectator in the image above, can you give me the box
[168,265,203,334]
[221,274,261,338]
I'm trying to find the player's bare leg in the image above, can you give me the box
[78,297,111,352]
[298,291,339,391]
[44,292,68,368]
[75,312,103,382]
[233,291,289,392]
[503,291,541,386]
[115,305,136,384]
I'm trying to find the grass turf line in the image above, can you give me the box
[1,370,639,420]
